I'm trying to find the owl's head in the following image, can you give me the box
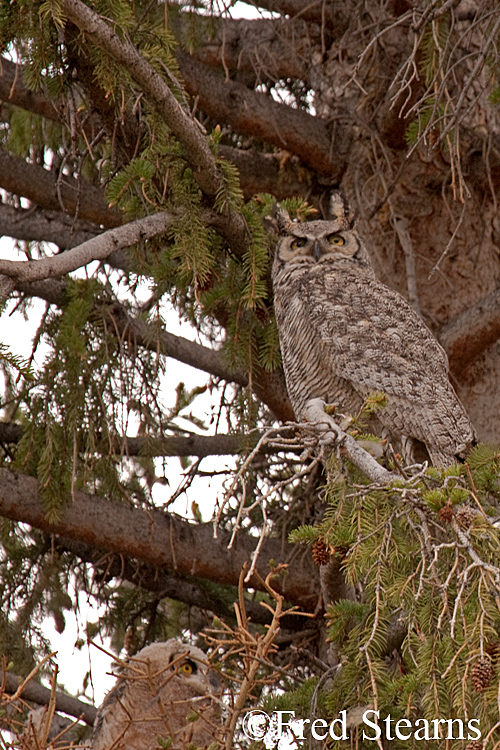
[272,191,370,279]
[115,640,221,697]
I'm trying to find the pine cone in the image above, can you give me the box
[438,501,454,523]
[486,639,500,665]
[465,742,483,750]
[456,505,477,529]
[470,656,494,692]
[333,545,349,561]
[312,539,331,566]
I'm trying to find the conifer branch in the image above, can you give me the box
[61,1,227,203]
[0,58,315,205]
[2,672,97,726]
[177,50,346,179]
[0,467,319,610]
[0,148,121,228]
[0,213,173,282]
[0,202,99,250]
[9,275,294,419]
[0,422,296,458]
[304,398,393,484]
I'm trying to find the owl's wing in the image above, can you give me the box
[306,270,450,402]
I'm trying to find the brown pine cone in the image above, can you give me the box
[465,742,483,750]
[486,639,500,664]
[470,656,494,692]
[333,545,349,561]
[438,501,454,523]
[456,505,477,529]
[312,539,331,566]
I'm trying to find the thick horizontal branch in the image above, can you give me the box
[0,59,314,205]
[439,288,500,375]
[58,536,307,630]
[218,145,313,200]
[177,50,348,179]
[3,671,96,725]
[11,277,294,420]
[0,202,100,250]
[0,422,295,458]
[0,467,318,609]
[238,0,351,30]
[104,305,294,418]
[10,276,248,386]
[176,15,313,84]
[0,213,172,282]
[0,57,61,121]
[0,149,121,228]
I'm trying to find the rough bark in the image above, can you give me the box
[3,672,96,726]
[0,423,296,459]
[0,203,100,250]
[0,468,319,610]
[177,50,348,179]
[175,15,314,84]
[0,149,121,228]
[58,536,309,630]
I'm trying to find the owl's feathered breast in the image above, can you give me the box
[277,257,448,400]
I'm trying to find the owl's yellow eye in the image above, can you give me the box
[179,660,196,675]
[327,233,345,246]
[290,237,307,250]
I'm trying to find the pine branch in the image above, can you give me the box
[10,276,294,419]
[61,2,220,201]
[0,148,121,228]
[0,202,99,250]
[3,671,97,725]
[0,422,296,458]
[304,398,393,484]
[0,467,319,609]
[0,56,62,121]
[0,57,315,205]
[0,213,173,282]
[177,50,347,179]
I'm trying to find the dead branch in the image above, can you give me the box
[0,213,172,282]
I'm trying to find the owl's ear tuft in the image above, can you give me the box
[329,190,355,229]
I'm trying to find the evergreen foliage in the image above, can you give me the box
[290,448,500,748]
[0,2,500,749]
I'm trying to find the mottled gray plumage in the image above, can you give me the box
[91,640,220,750]
[272,193,476,466]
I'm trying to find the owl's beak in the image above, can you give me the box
[313,240,322,262]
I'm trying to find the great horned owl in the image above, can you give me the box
[272,192,476,467]
[91,640,221,750]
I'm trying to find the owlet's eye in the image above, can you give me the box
[290,237,307,250]
[327,233,345,246]
[179,660,196,675]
